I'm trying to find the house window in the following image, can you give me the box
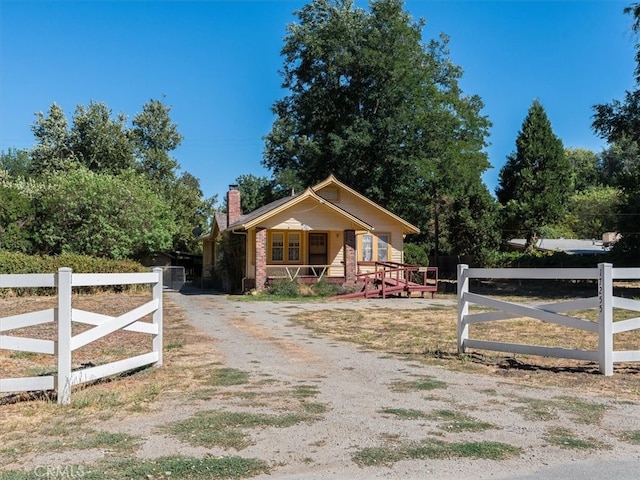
[271,233,284,262]
[359,233,391,262]
[288,233,300,261]
[362,234,373,262]
[378,234,389,262]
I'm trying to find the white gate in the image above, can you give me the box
[0,268,163,404]
[457,263,640,376]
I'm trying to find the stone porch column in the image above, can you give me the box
[344,229,356,284]
[255,228,268,290]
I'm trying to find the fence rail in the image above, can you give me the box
[0,268,163,404]
[457,263,640,376]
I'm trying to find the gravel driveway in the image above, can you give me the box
[163,288,640,480]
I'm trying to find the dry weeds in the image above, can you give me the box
[0,292,225,455]
[291,288,640,399]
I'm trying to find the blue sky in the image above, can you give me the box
[0,0,636,205]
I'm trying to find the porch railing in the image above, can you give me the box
[266,265,332,282]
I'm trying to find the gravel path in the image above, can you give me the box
[164,288,640,480]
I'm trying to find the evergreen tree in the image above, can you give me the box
[496,99,571,249]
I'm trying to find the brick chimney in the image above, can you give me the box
[227,184,242,226]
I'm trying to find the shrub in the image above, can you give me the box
[404,242,430,266]
[266,279,300,297]
[0,250,147,296]
[311,279,340,297]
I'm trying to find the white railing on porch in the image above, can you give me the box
[457,263,640,376]
[266,264,332,282]
[0,268,163,404]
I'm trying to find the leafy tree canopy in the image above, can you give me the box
[263,0,495,257]
[4,97,214,257]
[592,4,640,257]
[33,168,176,260]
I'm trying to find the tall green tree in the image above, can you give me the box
[29,103,77,173]
[263,0,494,256]
[167,172,216,252]
[25,98,212,255]
[565,147,601,191]
[592,4,640,257]
[234,174,274,213]
[496,99,571,249]
[563,187,621,239]
[70,101,135,173]
[132,98,183,185]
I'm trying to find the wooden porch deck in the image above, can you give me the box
[333,262,438,300]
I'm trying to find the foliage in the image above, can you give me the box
[5,97,213,257]
[32,168,176,259]
[70,101,135,173]
[565,147,602,191]
[481,250,607,269]
[266,279,301,297]
[0,148,31,178]
[445,179,501,259]
[234,174,275,213]
[167,172,215,252]
[263,0,494,256]
[496,99,572,249]
[592,5,640,259]
[0,249,146,296]
[131,97,183,185]
[0,185,34,253]
[403,242,430,266]
[29,102,77,173]
[213,233,246,293]
[561,187,622,239]
[310,279,340,297]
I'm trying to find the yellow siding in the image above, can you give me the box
[315,186,407,265]
[329,230,344,276]
[259,197,365,231]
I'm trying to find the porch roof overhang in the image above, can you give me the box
[226,188,374,232]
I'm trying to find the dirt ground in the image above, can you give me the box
[2,288,640,479]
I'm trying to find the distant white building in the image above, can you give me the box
[507,237,614,255]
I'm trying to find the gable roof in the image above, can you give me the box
[198,212,228,241]
[207,174,420,235]
[228,187,374,232]
[312,175,420,234]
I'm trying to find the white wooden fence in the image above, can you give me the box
[457,263,640,376]
[0,268,163,404]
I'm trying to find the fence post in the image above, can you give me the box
[57,268,73,404]
[153,267,163,367]
[457,264,469,353]
[598,262,613,376]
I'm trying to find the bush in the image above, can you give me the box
[266,279,300,297]
[482,250,609,269]
[404,242,430,266]
[0,250,147,296]
[311,279,340,297]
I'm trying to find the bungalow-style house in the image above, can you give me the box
[201,175,420,291]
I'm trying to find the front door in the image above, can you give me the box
[308,233,327,266]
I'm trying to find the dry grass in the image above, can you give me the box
[292,283,640,399]
[0,292,224,456]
